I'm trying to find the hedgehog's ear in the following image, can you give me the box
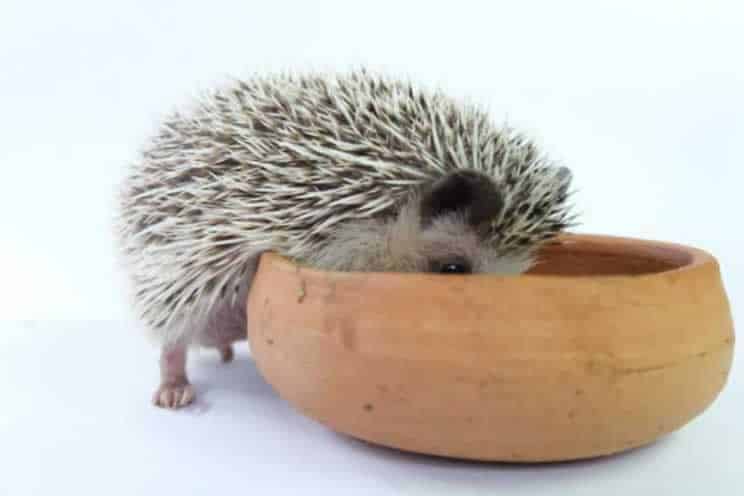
[554,166,573,195]
[419,170,503,228]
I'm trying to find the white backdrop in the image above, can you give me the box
[1,1,742,495]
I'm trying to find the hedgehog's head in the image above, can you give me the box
[306,168,573,275]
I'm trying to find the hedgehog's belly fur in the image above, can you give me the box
[197,292,249,347]
[194,260,256,348]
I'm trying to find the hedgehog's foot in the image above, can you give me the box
[217,343,234,363]
[153,380,195,408]
[153,344,195,409]
[201,298,243,363]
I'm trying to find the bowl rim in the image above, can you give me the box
[257,232,717,283]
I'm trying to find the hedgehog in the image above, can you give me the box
[116,69,577,409]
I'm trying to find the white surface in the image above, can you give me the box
[1,320,742,495]
[1,0,742,494]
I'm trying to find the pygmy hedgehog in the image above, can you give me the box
[116,69,576,409]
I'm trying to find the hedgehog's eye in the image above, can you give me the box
[431,259,472,274]
[441,263,469,274]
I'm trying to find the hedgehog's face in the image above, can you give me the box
[384,170,536,275]
[307,169,572,275]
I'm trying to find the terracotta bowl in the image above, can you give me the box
[245,233,735,462]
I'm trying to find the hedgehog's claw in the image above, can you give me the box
[153,380,195,409]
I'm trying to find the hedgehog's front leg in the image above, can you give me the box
[153,343,195,408]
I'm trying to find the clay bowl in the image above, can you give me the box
[245,233,735,462]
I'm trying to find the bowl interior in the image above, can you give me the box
[527,235,697,277]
